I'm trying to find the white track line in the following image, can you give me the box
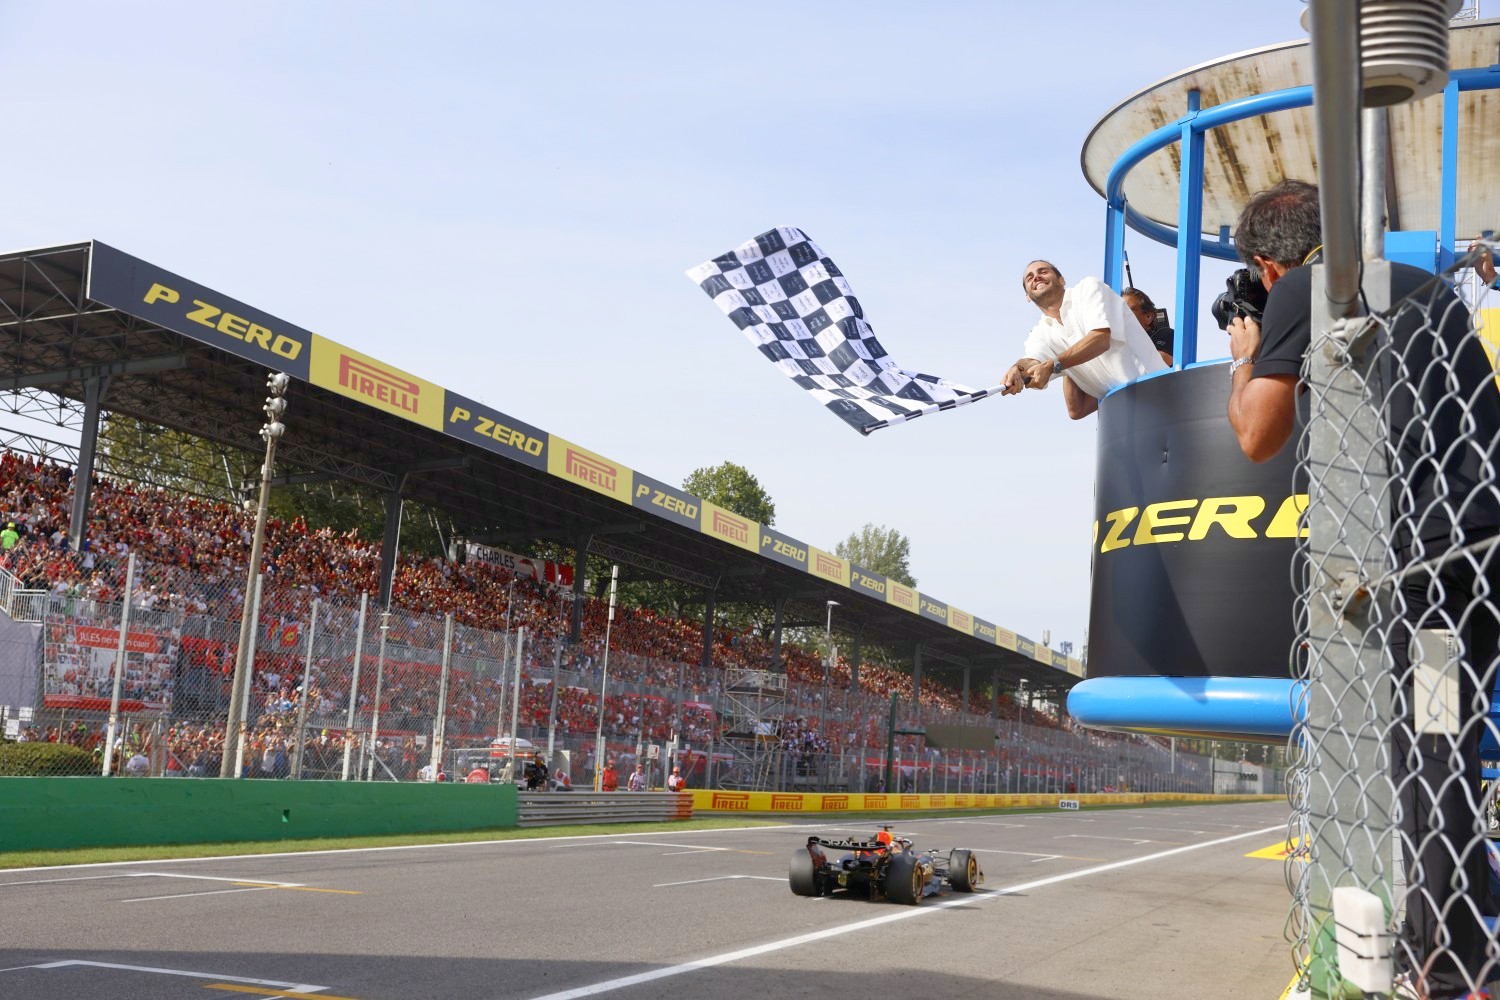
[519,824,1283,1000]
[0,826,790,875]
[653,875,784,887]
[122,886,279,903]
[0,960,326,992]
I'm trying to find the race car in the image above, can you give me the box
[788,825,983,904]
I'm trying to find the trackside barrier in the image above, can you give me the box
[516,791,693,828]
[690,789,1281,814]
[0,776,519,853]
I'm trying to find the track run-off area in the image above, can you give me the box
[0,801,1294,1000]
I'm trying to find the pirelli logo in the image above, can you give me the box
[567,449,618,493]
[949,609,973,634]
[888,583,918,613]
[900,795,920,809]
[953,795,969,807]
[711,792,749,811]
[713,510,749,544]
[865,795,888,810]
[770,794,803,811]
[815,553,841,575]
[701,501,757,553]
[340,355,420,416]
[310,335,444,431]
[821,795,849,811]
[931,795,947,808]
[548,436,633,504]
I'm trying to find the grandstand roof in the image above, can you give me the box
[0,240,1081,690]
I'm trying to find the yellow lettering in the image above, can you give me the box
[1265,494,1310,538]
[242,322,272,350]
[635,483,651,498]
[1100,507,1139,553]
[217,312,250,340]
[475,417,493,438]
[1188,495,1266,540]
[144,283,179,306]
[1134,499,1199,545]
[448,406,471,424]
[186,300,220,328]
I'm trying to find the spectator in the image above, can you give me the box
[1,521,18,550]
[1120,287,1174,364]
[666,765,685,791]
[627,762,647,792]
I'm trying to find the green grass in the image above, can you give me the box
[0,797,1279,870]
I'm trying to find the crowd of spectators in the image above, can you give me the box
[0,450,1162,782]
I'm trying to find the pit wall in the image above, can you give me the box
[0,777,519,853]
[690,790,1280,814]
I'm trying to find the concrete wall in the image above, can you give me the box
[0,777,518,853]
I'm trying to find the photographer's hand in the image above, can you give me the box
[1471,241,1497,287]
[1228,314,1261,364]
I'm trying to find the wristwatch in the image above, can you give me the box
[1051,359,1064,376]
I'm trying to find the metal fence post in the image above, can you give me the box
[101,551,136,777]
[504,627,525,783]
[342,592,368,780]
[233,573,264,779]
[367,608,391,781]
[1298,263,1396,997]
[292,598,319,780]
[428,613,453,781]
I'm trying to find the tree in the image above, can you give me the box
[682,462,776,526]
[835,523,916,586]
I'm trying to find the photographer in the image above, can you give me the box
[1121,287,1175,365]
[1226,180,1500,1000]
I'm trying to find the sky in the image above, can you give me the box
[1,2,1334,656]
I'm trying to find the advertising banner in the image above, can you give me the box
[444,392,548,471]
[86,242,311,380]
[758,527,809,570]
[808,547,849,587]
[548,436,634,504]
[848,565,888,600]
[630,473,700,530]
[1089,364,1301,678]
[44,621,180,710]
[918,594,948,625]
[309,334,445,431]
[947,607,974,637]
[700,500,758,554]
[886,581,919,614]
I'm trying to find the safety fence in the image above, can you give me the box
[0,564,1281,797]
[1288,245,1500,998]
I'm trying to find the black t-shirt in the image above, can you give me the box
[1253,262,1500,553]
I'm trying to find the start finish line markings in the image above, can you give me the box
[522,824,1284,1000]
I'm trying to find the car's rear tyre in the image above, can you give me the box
[789,848,818,896]
[886,852,922,905]
[949,849,981,892]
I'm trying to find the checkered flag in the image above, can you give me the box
[686,226,999,435]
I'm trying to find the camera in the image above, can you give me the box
[1210,268,1269,330]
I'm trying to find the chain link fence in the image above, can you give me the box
[1288,244,1500,999]
[0,547,1278,793]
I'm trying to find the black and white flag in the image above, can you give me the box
[686,226,998,435]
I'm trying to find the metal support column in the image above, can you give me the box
[771,596,785,669]
[570,534,589,644]
[701,590,716,671]
[377,489,403,608]
[67,375,109,552]
[911,642,923,719]
[1172,89,1205,367]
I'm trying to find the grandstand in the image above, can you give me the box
[0,241,1259,793]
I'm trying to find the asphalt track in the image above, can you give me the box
[0,800,1294,1000]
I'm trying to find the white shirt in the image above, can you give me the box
[1021,277,1167,399]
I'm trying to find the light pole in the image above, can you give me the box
[593,564,618,791]
[221,372,289,778]
[821,600,837,740]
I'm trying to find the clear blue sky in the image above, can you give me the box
[3,2,1320,655]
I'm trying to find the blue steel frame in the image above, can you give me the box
[1070,62,1500,739]
[1099,65,1498,368]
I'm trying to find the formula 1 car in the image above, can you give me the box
[788,826,983,905]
